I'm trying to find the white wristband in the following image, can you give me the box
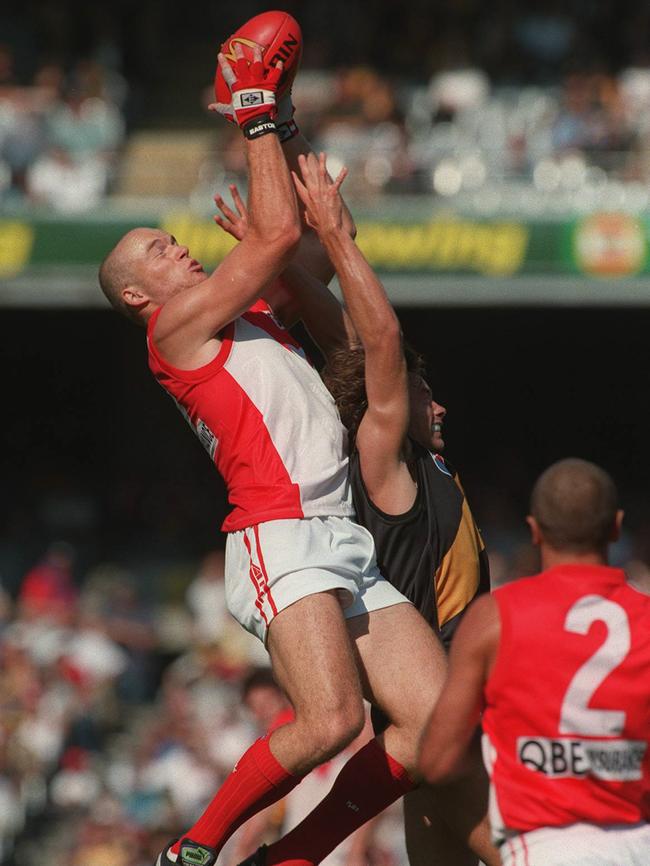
[232,88,277,111]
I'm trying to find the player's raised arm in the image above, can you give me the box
[213,182,357,357]
[153,47,299,360]
[293,152,411,499]
[96,46,302,369]
[210,79,359,356]
[275,97,359,349]
[281,130,357,284]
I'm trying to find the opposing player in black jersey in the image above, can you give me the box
[292,153,499,866]
[324,342,489,645]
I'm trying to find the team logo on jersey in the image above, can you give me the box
[196,419,218,460]
[431,453,452,477]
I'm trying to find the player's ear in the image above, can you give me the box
[610,509,624,542]
[526,515,542,546]
[123,285,148,310]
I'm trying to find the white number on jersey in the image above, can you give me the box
[559,594,630,737]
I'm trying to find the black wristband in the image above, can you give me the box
[277,119,299,143]
[243,114,278,140]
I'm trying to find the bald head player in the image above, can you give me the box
[100,46,456,866]
[419,458,650,866]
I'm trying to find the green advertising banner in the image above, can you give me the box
[0,210,648,282]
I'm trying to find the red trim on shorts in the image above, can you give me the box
[254,524,278,616]
[506,839,517,865]
[521,834,530,866]
[243,530,270,629]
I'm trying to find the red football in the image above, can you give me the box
[214,11,303,106]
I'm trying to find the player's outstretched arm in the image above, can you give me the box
[418,594,500,784]
[275,86,360,347]
[153,47,300,367]
[213,183,357,357]
[294,151,413,506]
[282,129,356,284]
[275,78,357,283]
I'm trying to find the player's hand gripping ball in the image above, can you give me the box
[214,11,302,124]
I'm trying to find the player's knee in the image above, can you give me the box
[328,700,365,746]
[307,700,365,761]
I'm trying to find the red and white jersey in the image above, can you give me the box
[147,301,354,532]
[482,565,650,841]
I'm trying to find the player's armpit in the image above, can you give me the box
[418,595,500,784]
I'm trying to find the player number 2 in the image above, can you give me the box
[559,595,630,737]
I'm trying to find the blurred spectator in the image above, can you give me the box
[185,549,228,645]
[0,45,50,193]
[25,60,124,212]
[26,146,110,212]
[99,573,158,703]
[18,542,77,622]
[44,63,123,159]
[50,746,102,809]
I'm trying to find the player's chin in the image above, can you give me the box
[432,434,445,452]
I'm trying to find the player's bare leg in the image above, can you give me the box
[354,606,499,866]
[347,603,446,771]
[265,590,366,774]
[159,591,365,865]
[262,603,447,866]
[260,603,498,866]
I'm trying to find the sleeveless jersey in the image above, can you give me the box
[349,441,489,644]
[147,301,354,532]
[483,564,650,841]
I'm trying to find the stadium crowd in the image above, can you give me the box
[2,2,650,210]
[1,518,648,864]
[0,545,412,865]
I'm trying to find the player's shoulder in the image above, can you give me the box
[493,569,549,595]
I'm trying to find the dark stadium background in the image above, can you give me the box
[4,305,650,592]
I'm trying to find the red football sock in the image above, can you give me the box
[170,736,299,857]
[266,738,416,866]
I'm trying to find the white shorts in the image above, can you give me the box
[501,822,650,866]
[225,516,409,643]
